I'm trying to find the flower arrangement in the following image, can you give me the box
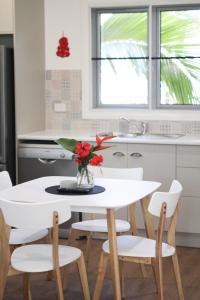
[56,135,114,187]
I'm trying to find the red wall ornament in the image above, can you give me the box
[56,35,70,58]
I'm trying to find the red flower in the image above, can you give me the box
[74,157,82,164]
[90,155,103,166]
[75,142,91,158]
[94,134,115,151]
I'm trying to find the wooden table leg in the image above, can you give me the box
[140,196,156,239]
[128,203,137,235]
[107,208,121,300]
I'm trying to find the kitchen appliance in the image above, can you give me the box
[18,139,79,237]
[18,140,76,182]
[0,45,15,183]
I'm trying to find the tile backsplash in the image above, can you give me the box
[46,70,200,136]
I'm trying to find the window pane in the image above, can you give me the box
[97,11,148,106]
[100,58,148,105]
[160,9,200,106]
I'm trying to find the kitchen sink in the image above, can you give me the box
[95,132,184,140]
[97,132,184,139]
[134,133,184,139]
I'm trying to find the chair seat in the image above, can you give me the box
[11,244,81,273]
[103,235,175,258]
[72,219,131,233]
[9,228,48,245]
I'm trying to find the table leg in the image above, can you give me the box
[128,203,137,235]
[107,208,121,300]
[141,196,156,239]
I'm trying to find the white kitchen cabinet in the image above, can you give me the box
[176,146,200,234]
[127,143,176,228]
[0,0,13,33]
[128,144,176,191]
[92,143,128,221]
[98,143,127,168]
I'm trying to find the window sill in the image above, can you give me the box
[82,106,200,121]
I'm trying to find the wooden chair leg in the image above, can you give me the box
[23,273,32,300]
[119,260,125,299]
[140,264,148,278]
[77,253,90,300]
[85,233,92,265]
[154,258,164,300]
[93,252,108,300]
[54,267,64,300]
[172,253,184,300]
[46,229,54,281]
[67,228,78,246]
[0,273,7,300]
[152,263,159,294]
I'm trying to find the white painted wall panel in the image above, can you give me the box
[44,0,81,70]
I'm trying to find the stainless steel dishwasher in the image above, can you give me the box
[18,139,79,237]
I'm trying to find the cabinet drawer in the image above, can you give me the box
[177,167,200,197]
[177,146,200,167]
[177,197,200,233]
[128,144,176,191]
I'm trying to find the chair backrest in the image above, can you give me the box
[0,171,12,190]
[0,198,71,229]
[148,180,183,218]
[88,166,143,180]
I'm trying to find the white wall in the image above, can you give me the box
[15,0,45,134]
[44,0,200,71]
[44,0,81,70]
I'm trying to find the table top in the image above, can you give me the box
[0,176,161,214]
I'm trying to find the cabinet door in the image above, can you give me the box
[128,144,176,228]
[98,143,127,168]
[99,143,128,220]
[176,196,200,234]
[84,143,128,222]
[177,146,200,233]
[0,0,13,33]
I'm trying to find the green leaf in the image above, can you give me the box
[55,138,78,153]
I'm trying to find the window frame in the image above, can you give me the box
[92,4,200,110]
[155,5,200,109]
[92,7,149,109]
[81,0,200,121]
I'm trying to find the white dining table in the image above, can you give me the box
[0,176,161,300]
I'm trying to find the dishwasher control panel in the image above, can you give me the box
[18,140,73,160]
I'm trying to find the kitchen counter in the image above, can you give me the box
[18,129,200,146]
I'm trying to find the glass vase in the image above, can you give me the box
[77,167,94,189]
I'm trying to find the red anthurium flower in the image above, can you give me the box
[75,142,91,158]
[90,155,103,166]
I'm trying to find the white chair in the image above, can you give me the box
[0,198,90,300]
[0,171,48,245]
[94,180,184,300]
[69,167,143,263]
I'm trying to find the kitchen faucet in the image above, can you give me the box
[119,117,148,135]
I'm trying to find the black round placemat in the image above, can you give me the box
[45,185,105,196]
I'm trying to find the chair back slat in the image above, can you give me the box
[148,180,182,218]
[0,171,12,190]
[88,166,143,180]
[0,198,71,229]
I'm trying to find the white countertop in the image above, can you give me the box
[18,129,200,145]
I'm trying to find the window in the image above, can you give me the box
[92,6,200,109]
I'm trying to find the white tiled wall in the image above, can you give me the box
[46,70,200,136]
